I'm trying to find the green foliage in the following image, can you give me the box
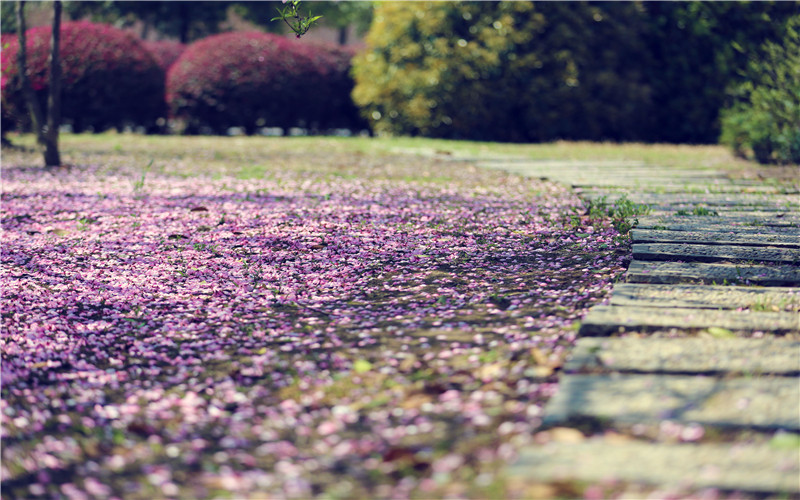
[639,2,796,143]
[720,16,800,165]
[352,2,653,142]
[63,1,231,43]
[586,195,650,222]
[586,195,650,235]
[271,0,322,38]
[352,2,797,144]
[675,207,719,216]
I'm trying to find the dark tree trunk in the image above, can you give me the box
[43,0,61,167]
[16,0,45,144]
[16,0,61,167]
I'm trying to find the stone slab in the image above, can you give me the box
[571,178,732,188]
[477,159,648,168]
[636,214,800,229]
[642,209,798,220]
[646,206,798,216]
[475,162,725,183]
[582,192,800,208]
[633,223,799,236]
[632,243,800,264]
[576,183,791,193]
[566,337,800,375]
[509,439,800,494]
[626,260,800,286]
[542,374,800,430]
[579,305,800,336]
[609,283,800,311]
[632,229,800,248]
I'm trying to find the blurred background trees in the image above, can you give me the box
[352,1,797,148]
[719,15,799,164]
[2,1,797,164]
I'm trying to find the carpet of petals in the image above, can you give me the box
[1,156,629,498]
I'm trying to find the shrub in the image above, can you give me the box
[166,32,363,134]
[351,2,652,142]
[142,40,186,72]
[720,16,800,164]
[1,21,165,133]
[296,42,367,132]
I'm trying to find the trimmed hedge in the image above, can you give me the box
[299,42,366,132]
[143,40,186,72]
[1,21,165,133]
[166,32,363,134]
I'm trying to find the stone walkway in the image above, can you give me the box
[478,160,800,497]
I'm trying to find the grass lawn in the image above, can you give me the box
[0,134,754,498]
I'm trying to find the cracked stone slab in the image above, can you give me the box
[631,229,800,248]
[626,260,800,286]
[609,283,800,311]
[579,305,800,336]
[509,439,800,494]
[542,374,800,431]
[566,337,800,375]
[632,243,800,264]
[636,214,800,227]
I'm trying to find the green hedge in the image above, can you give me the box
[720,16,800,164]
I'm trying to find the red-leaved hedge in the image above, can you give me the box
[142,40,186,73]
[1,21,165,133]
[299,42,366,132]
[166,32,364,134]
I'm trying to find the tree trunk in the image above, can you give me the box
[16,0,45,144]
[43,0,61,167]
[16,0,61,167]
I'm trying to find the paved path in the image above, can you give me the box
[477,160,800,497]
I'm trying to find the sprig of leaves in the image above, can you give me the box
[271,0,322,39]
